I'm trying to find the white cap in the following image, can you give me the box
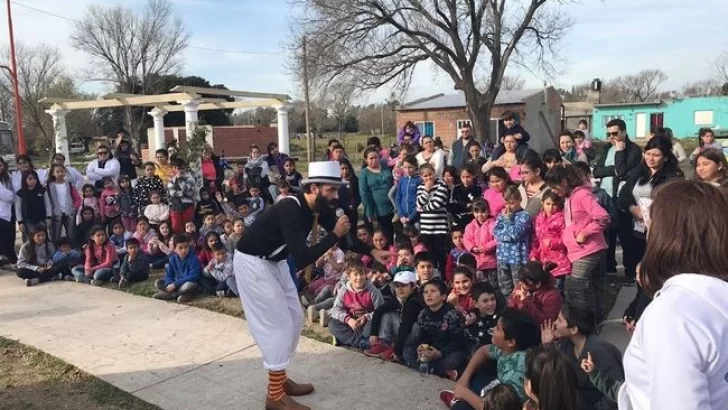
[392,271,417,285]
[301,161,343,186]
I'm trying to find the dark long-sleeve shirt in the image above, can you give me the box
[237,193,372,269]
[416,303,466,355]
[370,292,426,357]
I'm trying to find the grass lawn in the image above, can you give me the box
[0,337,160,410]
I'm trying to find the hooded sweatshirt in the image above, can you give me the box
[370,291,426,357]
[563,185,609,262]
[463,217,498,271]
[395,175,421,221]
[493,210,532,265]
[619,274,728,410]
[165,250,202,287]
[329,280,384,323]
[529,211,570,277]
[507,282,562,326]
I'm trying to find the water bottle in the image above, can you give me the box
[418,354,429,377]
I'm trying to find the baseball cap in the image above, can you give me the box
[393,271,417,285]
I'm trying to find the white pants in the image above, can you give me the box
[233,251,303,371]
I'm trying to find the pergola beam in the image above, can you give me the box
[160,98,282,112]
[170,85,290,101]
[41,92,197,110]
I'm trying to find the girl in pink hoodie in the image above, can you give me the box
[463,199,498,289]
[529,190,571,291]
[544,165,610,322]
[482,166,511,216]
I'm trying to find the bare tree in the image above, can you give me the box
[714,50,728,84]
[0,43,70,153]
[321,82,357,139]
[680,79,723,98]
[292,0,573,143]
[603,69,668,103]
[71,0,188,142]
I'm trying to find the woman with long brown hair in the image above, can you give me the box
[619,180,728,410]
[694,148,728,187]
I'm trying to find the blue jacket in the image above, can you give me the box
[395,175,421,221]
[493,210,532,265]
[165,251,202,287]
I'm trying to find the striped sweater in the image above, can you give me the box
[416,180,450,235]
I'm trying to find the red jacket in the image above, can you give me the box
[463,218,497,271]
[529,211,571,277]
[507,282,562,326]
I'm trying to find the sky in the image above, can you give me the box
[0,0,726,105]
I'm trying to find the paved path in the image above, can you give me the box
[0,271,451,410]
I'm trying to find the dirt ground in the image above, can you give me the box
[0,337,160,410]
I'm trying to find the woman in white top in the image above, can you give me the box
[415,135,445,179]
[0,158,17,266]
[86,144,120,193]
[619,179,728,410]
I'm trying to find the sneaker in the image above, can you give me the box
[63,275,75,281]
[25,278,40,287]
[110,276,120,284]
[331,335,340,346]
[299,295,310,307]
[91,279,104,287]
[439,390,455,408]
[379,346,395,361]
[177,293,194,304]
[75,277,88,283]
[364,343,389,358]
[306,305,318,324]
[216,290,225,298]
[319,309,329,327]
[153,291,174,300]
[445,370,458,381]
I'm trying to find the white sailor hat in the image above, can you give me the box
[301,161,344,186]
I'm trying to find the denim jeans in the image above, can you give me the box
[51,214,75,244]
[71,267,114,282]
[496,262,522,298]
[328,318,373,348]
[566,251,606,322]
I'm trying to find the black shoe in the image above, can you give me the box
[623,278,636,287]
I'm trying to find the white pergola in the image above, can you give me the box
[40,86,292,163]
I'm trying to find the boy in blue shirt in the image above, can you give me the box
[153,234,201,303]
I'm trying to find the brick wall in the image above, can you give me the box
[396,104,526,146]
[157,125,277,158]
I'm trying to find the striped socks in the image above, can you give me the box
[268,370,287,401]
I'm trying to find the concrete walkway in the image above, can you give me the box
[0,271,451,410]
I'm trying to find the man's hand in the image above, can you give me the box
[371,249,392,266]
[614,140,626,151]
[166,283,177,293]
[580,352,595,374]
[333,215,351,238]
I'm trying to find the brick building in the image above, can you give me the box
[396,87,563,153]
[145,125,278,160]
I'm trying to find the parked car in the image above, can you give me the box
[69,142,86,155]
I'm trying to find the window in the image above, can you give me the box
[694,110,714,125]
[602,115,624,128]
[415,121,435,138]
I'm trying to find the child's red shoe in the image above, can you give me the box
[439,390,455,408]
[379,346,395,361]
[363,343,389,357]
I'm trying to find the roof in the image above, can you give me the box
[594,101,663,109]
[399,89,544,111]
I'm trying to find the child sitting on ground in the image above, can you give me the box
[72,226,116,286]
[109,221,132,259]
[132,217,157,255]
[445,308,540,408]
[305,243,346,305]
[448,266,476,315]
[198,213,223,238]
[147,221,173,269]
[75,206,97,247]
[463,199,498,289]
[464,283,502,354]
[414,251,438,287]
[493,186,532,298]
[508,262,562,326]
[246,185,265,221]
[445,228,467,283]
[365,270,425,362]
[328,259,384,349]
[403,224,429,254]
[51,237,83,281]
[118,238,150,288]
[203,242,237,298]
[403,278,466,381]
[143,191,170,232]
[541,305,624,410]
[197,232,222,272]
[153,234,201,304]
[224,218,245,253]
[16,226,59,286]
[370,261,393,301]
[219,218,233,243]
[391,241,415,276]
[365,228,396,270]
[194,189,222,228]
[521,347,581,410]
[529,191,570,290]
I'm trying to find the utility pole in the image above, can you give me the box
[6,0,26,154]
[302,36,312,162]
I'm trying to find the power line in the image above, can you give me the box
[9,0,284,56]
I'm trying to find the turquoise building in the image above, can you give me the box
[591,96,728,140]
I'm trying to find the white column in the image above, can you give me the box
[180,99,200,142]
[46,108,70,165]
[275,103,290,155]
[148,107,167,154]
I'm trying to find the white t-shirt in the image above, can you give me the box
[52,182,70,214]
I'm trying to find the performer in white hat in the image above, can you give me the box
[234,161,391,410]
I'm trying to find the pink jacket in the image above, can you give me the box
[362,245,396,270]
[483,189,505,216]
[563,185,609,262]
[84,242,116,271]
[530,211,571,277]
[463,218,497,270]
[508,166,522,184]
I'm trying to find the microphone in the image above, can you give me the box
[335,208,354,247]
